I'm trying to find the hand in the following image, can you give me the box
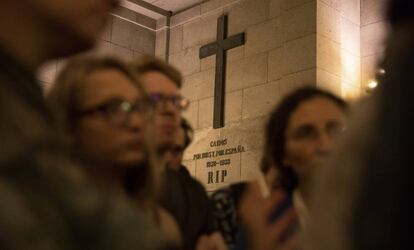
[196,232,228,250]
[239,183,298,250]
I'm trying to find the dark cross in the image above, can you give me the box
[199,14,245,129]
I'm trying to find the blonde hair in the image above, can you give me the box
[130,56,182,88]
[46,55,162,214]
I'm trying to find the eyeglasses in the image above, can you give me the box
[149,93,190,111]
[75,98,153,125]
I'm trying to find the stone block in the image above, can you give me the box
[242,81,281,120]
[361,21,388,57]
[92,41,134,60]
[111,17,155,54]
[100,15,112,41]
[282,1,316,42]
[340,0,360,25]
[200,46,244,71]
[182,100,199,130]
[93,40,113,55]
[182,69,215,101]
[198,97,214,129]
[316,68,342,96]
[281,35,316,75]
[278,69,316,97]
[169,46,201,76]
[135,12,157,30]
[268,47,284,81]
[133,51,145,59]
[227,0,269,36]
[318,0,341,11]
[341,83,361,101]
[111,44,134,60]
[341,49,361,87]
[157,17,168,30]
[195,152,241,191]
[317,1,341,43]
[270,0,284,18]
[361,0,387,25]
[225,90,243,125]
[317,34,341,77]
[281,0,315,11]
[240,150,262,181]
[185,127,221,161]
[245,18,282,57]
[169,25,183,54]
[171,5,201,26]
[226,53,268,92]
[155,29,166,59]
[201,0,237,14]
[340,17,361,56]
[237,117,267,151]
[183,10,222,49]
[196,90,242,129]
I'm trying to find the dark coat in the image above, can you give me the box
[159,167,215,250]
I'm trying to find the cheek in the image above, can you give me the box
[284,141,313,169]
[74,121,118,155]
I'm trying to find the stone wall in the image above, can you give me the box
[158,0,389,191]
[316,0,361,99]
[360,0,388,91]
[160,0,321,191]
[38,7,157,91]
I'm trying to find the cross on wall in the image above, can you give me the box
[199,14,245,129]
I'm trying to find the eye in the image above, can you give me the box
[292,125,317,139]
[326,121,346,136]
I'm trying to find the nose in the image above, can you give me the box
[316,132,335,156]
[160,99,180,116]
[126,111,144,131]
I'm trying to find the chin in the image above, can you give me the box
[116,154,146,168]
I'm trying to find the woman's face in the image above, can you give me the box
[73,68,150,168]
[283,96,346,183]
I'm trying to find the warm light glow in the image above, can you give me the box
[378,68,386,75]
[367,80,378,90]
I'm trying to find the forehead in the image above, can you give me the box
[140,71,179,95]
[287,97,345,129]
[80,68,141,104]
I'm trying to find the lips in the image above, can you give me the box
[124,137,145,151]
[160,123,177,134]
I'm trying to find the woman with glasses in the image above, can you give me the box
[46,55,181,248]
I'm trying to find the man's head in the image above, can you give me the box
[164,118,194,171]
[131,56,189,151]
[0,0,118,67]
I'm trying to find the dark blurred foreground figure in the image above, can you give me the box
[0,0,163,249]
[305,0,414,249]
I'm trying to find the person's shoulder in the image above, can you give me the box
[179,166,205,189]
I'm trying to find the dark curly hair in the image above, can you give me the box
[264,87,348,192]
